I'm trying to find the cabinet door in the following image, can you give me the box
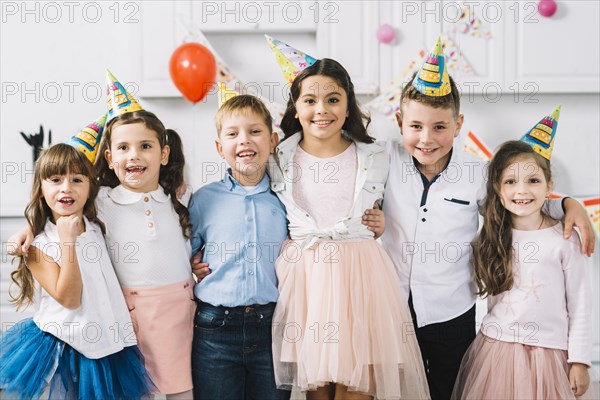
[318,1,379,94]
[139,1,181,97]
[504,0,600,93]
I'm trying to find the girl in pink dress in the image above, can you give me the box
[452,140,594,399]
[270,58,430,400]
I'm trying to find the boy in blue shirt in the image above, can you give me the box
[189,93,385,399]
[188,95,290,400]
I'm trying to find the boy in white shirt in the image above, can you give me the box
[381,38,595,400]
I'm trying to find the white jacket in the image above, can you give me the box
[269,132,389,248]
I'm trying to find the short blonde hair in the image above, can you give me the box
[215,95,273,135]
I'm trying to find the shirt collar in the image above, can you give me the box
[107,184,170,205]
[45,215,98,237]
[223,168,271,194]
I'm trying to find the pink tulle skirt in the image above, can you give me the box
[452,332,597,400]
[272,239,430,399]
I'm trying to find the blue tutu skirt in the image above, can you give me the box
[0,318,155,399]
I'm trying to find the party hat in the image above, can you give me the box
[217,82,241,108]
[265,35,317,86]
[519,104,561,160]
[64,113,107,163]
[106,69,143,121]
[412,37,451,97]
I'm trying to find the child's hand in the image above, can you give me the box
[7,226,34,256]
[56,215,81,241]
[362,201,385,240]
[563,197,595,256]
[568,363,590,397]
[191,251,211,282]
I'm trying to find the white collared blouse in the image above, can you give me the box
[96,185,192,288]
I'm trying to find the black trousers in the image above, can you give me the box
[409,294,476,400]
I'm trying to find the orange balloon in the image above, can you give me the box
[169,43,217,104]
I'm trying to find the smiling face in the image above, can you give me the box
[42,172,90,222]
[294,75,349,151]
[104,122,169,193]
[216,109,278,186]
[397,100,464,180]
[499,155,553,229]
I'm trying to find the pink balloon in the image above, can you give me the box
[376,24,396,44]
[538,0,557,18]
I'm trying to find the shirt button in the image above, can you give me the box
[423,208,428,212]
[144,197,149,202]
[247,216,253,222]
[249,270,254,275]
[421,218,426,222]
[148,222,154,228]
[145,210,151,216]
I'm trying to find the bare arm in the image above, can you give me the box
[27,216,83,309]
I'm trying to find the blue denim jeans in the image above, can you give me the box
[192,301,291,400]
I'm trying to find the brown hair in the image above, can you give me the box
[10,144,103,309]
[400,72,461,119]
[280,58,374,144]
[95,110,190,237]
[474,140,553,297]
[215,94,273,135]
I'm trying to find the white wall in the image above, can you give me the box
[1,1,598,361]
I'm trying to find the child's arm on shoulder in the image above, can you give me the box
[546,198,595,256]
[191,251,210,282]
[7,225,34,256]
[562,197,595,256]
[362,200,385,239]
[27,216,83,309]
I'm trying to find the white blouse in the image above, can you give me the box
[32,217,135,359]
[96,185,192,288]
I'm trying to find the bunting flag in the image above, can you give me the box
[463,131,493,161]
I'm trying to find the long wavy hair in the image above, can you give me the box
[474,140,552,297]
[10,144,103,309]
[95,110,190,237]
[280,58,374,144]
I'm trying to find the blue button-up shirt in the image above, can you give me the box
[188,170,288,307]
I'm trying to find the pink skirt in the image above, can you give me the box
[272,239,430,400]
[452,332,596,400]
[123,277,196,394]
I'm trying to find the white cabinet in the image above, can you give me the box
[139,1,599,99]
[380,1,598,94]
[503,1,600,93]
[138,1,380,97]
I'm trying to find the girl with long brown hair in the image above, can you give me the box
[0,143,154,399]
[452,140,593,399]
